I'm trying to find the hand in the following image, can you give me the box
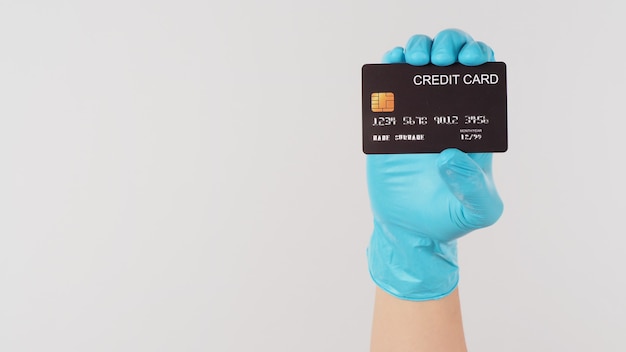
[367,29,503,301]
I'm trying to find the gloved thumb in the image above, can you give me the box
[437,148,503,229]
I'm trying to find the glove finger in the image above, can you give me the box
[404,34,432,66]
[458,41,495,66]
[382,46,406,64]
[431,28,473,66]
[437,149,503,228]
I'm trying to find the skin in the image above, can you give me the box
[371,287,467,352]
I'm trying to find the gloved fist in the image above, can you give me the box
[367,29,504,301]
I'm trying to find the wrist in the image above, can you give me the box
[367,221,459,301]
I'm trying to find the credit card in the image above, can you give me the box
[362,62,507,154]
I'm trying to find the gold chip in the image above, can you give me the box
[371,92,394,112]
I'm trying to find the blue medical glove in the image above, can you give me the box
[367,29,503,301]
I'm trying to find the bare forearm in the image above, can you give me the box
[370,287,467,352]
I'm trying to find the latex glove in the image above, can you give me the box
[367,29,503,301]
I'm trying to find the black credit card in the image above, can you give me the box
[362,62,507,154]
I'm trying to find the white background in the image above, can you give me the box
[1,0,624,351]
